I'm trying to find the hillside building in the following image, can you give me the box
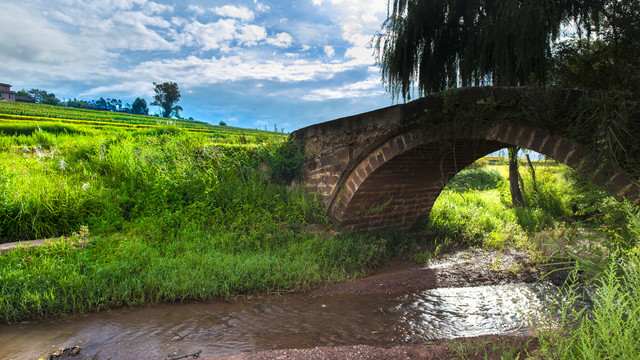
[0,83,16,102]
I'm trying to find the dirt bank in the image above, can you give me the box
[311,247,554,297]
[213,335,538,360]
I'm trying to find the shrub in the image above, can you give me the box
[264,139,304,184]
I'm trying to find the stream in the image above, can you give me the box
[0,281,561,360]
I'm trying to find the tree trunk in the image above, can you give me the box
[508,147,525,207]
[525,154,537,192]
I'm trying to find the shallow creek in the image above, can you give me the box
[0,281,561,360]
[2,249,569,359]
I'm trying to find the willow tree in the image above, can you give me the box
[375,0,600,206]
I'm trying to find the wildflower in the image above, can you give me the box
[27,258,31,261]
[59,159,66,170]
[82,183,90,191]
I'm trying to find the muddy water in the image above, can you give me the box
[0,283,559,360]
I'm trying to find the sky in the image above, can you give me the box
[0,0,394,132]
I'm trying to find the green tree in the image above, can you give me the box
[375,0,602,207]
[15,89,34,102]
[151,82,181,118]
[131,97,149,115]
[552,0,640,92]
[26,89,60,105]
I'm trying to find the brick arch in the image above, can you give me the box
[329,122,638,231]
[291,87,639,232]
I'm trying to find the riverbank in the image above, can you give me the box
[212,335,539,360]
[25,247,549,360]
[204,247,551,360]
[199,248,564,360]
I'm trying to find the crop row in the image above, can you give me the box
[0,103,287,141]
[0,101,215,129]
[0,102,278,136]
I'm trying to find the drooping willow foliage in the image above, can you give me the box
[375,0,607,101]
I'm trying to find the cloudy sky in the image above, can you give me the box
[0,0,395,131]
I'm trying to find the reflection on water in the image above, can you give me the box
[0,283,559,360]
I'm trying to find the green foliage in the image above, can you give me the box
[151,82,181,118]
[264,139,305,184]
[375,0,602,100]
[552,0,640,93]
[537,253,640,359]
[131,97,149,115]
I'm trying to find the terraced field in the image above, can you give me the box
[0,101,283,143]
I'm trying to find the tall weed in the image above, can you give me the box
[537,252,640,359]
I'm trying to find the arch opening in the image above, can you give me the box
[330,123,638,232]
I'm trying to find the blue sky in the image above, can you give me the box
[0,0,393,131]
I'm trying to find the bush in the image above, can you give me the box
[264,140,304,184]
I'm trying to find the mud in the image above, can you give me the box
[312,247,554,297]
[212,335,538,360]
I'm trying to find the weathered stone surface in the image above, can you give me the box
[290,87,640,231]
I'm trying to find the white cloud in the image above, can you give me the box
[187,5,205,15]
[238,24,267,46]
[128,53,372,86]
[323,0,386,55]
[344,45,375,65]
[1,0,391,114]
[211,5,255,21]
[183,19,238,50]
[81,81,153,97]
[324,45,335,57]
[0,4,83,64]
[302,76,384,101]
[85,11,177,51]
[254,1,270,12]
[266,32,293,47]
[145,1,173,14]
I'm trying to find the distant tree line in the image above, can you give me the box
[16,89,151,115]
[14,81,183,118]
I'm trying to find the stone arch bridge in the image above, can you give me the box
[291,87,640,231]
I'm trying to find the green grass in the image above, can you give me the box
[535,250,640,360]
[0,225,396,323]
[0,114,402,323]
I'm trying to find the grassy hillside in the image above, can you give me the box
[0,101,279,142]
[0,102,287,242]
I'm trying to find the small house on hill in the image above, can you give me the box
[0,83,16,102]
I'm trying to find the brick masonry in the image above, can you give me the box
[290,87,640,232]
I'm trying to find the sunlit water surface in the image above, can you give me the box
[0,283,560,359]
